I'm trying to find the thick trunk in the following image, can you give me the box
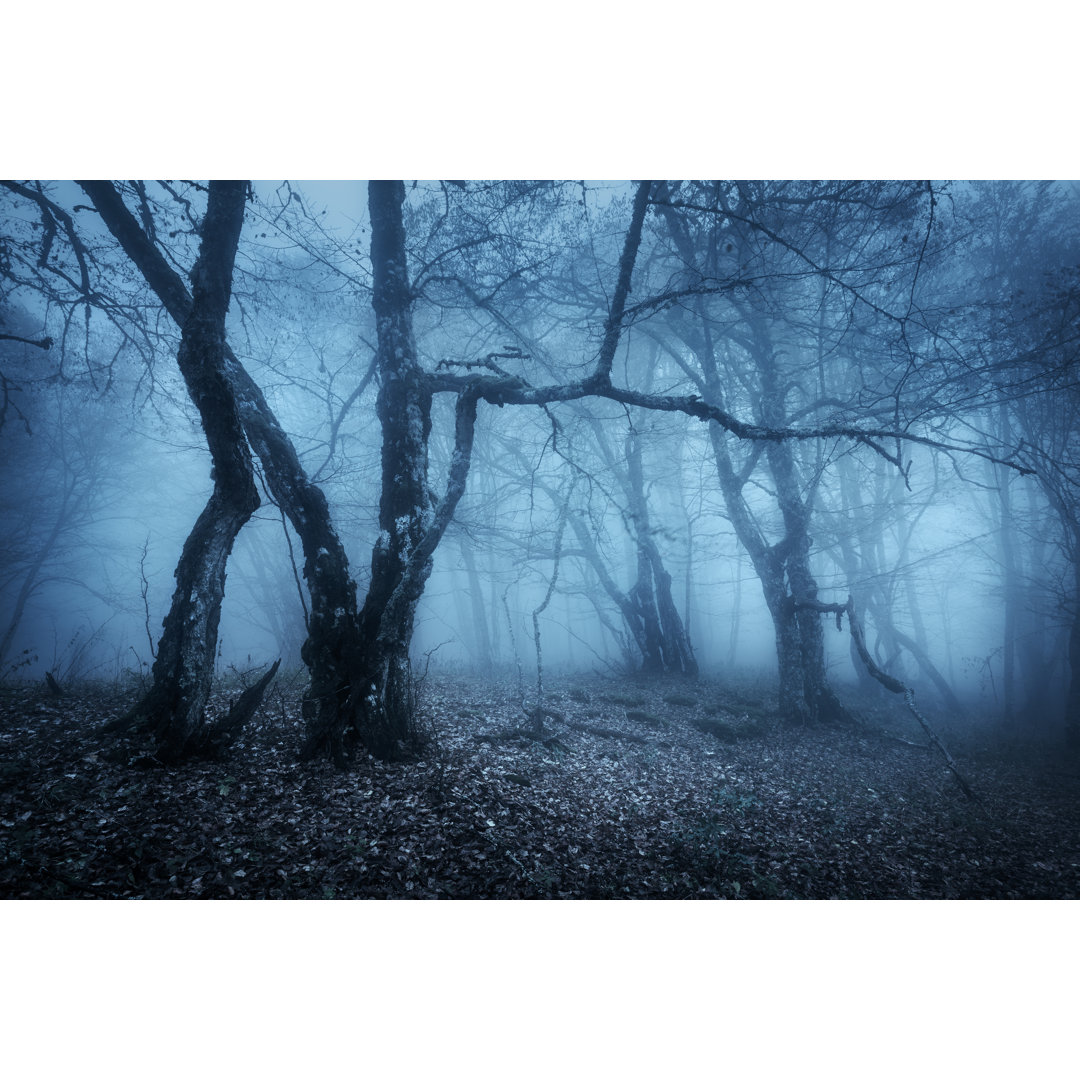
[123,485,256,758]
[771,592,808,721]
[303,182,476,761]
[112,181,259,761]
[349,180,432,757]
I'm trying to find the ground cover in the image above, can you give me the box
[2,674,1077,899]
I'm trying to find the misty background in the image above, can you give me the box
[1,180,1077,743]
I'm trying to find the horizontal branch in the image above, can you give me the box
[426,369,1034,476]
[0,333,52,350]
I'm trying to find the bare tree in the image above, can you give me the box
[105,181,260,759]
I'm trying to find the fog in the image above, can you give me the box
[2,179,1077,747]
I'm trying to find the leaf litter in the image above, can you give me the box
[1,676,1078,899]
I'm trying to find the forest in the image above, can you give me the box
[1,178,1079,899]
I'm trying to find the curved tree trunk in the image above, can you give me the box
[652,190,848,721]
[80,181,364,759]
[109,181,259,761]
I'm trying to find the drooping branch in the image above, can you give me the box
[427,364,1034,478]
[0,333,52,349]
[801,596,976,799]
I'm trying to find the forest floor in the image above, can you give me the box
[1,672,1078,900]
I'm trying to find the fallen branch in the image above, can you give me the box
[875,732,932,750]
[475,729,568,751]
[210,658,282,753]
[560,720,649,744]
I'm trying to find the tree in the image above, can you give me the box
[643,181,930,720]
[106,181,260,760]
[2,178,1048,765]
[72,182,367,762]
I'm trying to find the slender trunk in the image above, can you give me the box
[1067,590,1080,751]
[653,191,845,719]
[992,406,1021,725]
[0,479,78,668]
[79,181,364,758]
[459,537,493,673]
[624,430,697,676]
[727,559,742,670]
[111,181,259,761]
[880,617,964,714]
[502,437,670,674]
[834,455,880,695]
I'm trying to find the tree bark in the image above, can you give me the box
[338,179,434,758]
[301,183,485,761]
[79,182,364,759]
[459,534,494,674]
[110,181,259,761]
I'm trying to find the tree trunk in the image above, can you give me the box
[352,180,433,755]
[459,534,495,675]
[110,181,258,761]
[652,191,846,718]
[1067,612,1080,751]
[79,181,365,760]
[301,181,446,761]
[624,429,698,676]
[0,480,77,669]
